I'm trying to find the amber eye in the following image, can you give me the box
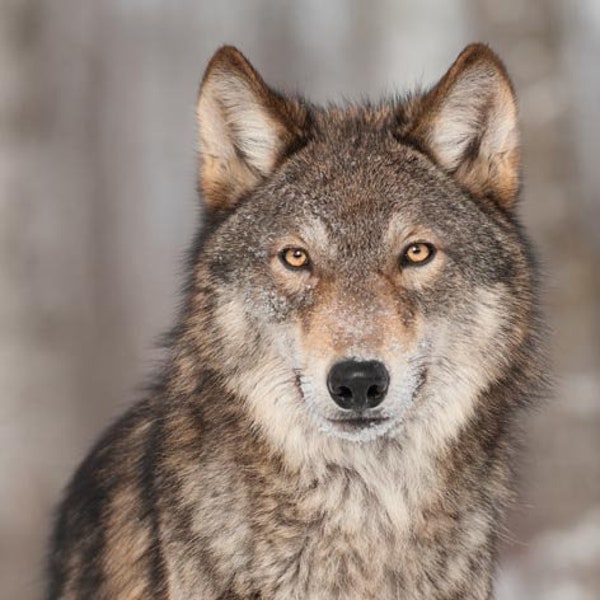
[280,247,311,270]
[401,242,436,267]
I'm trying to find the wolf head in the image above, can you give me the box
[183,45,538,458]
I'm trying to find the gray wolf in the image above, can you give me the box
[46,43,546,599]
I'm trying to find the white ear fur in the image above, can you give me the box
[409,44,521,207]
[198,70,284,177]
[196,46,306,209]
[429,65,519,173]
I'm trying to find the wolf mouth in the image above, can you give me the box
[326,416,390,432]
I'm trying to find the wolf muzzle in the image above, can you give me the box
[327,360,390,411]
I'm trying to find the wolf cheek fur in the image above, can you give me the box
[47,44,546,599]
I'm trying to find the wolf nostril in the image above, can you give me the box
[338,386,353,399]
[368,384,384,400]
[327,360,390,411]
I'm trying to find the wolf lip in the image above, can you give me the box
[327,416,390,430]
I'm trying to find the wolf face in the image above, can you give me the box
[191,45,534,455]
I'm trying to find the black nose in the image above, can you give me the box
[327,360,390,411]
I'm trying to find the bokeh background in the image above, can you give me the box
[1,1,599,598]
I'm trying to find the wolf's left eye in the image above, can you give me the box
[400,242,436,267]
[280,247,311,270]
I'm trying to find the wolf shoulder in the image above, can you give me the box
[45,391,251,600]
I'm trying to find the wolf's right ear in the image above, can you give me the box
[197,46,310,210]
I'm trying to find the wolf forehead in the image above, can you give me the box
[252,125,472,227]
[207,135,511,271]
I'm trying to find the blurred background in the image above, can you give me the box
[1,1,598,598]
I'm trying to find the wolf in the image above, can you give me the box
[46,43,546,599]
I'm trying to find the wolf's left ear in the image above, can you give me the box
[403,44,520,209]
[197,46,310,211]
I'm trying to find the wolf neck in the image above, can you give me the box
[230,374,494,539]
[164,348,506,596]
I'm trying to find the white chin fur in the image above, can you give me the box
[310,411,402,443]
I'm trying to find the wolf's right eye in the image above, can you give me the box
[280,247,311,270]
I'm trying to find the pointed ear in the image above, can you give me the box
[196,46,310,210]
[403,44,521,209]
